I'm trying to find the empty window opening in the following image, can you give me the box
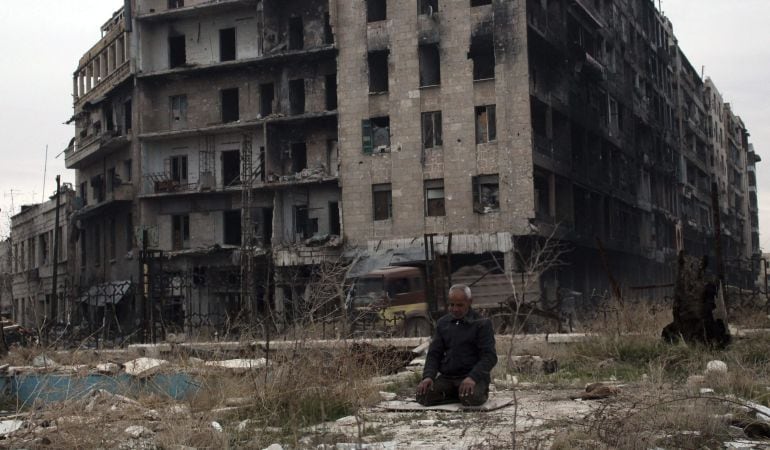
[221,88,239,123]
[290,142,307,173]
[220,28,236,61]
[108,218,117,260]
[470,0,491,5]
[422,111,443,149]
[367,0,387,22]
[324,12,334,44]
[425,179,446,217]
[469,35,495,80]
[329,201,341,235]
[223,210,242,246]
[171,215,190,250]
[169,155,188,184]
[124,100,132,132]
[419,44,441,87]
[79,230,86,268]
[372,184,393,220]
[259,146,266,182]
[531,99,547,138]
[124,159,132,182]
[80,182,88,206]
[222,150,241,186]
[473,174,500,213]
[368,50,389,93]
[170,94,188,129]
[93,227,101,266]
[362,116,391,153]
[168,0,184,8]
[260,83,274,116]
[419,0,439,15]
[294,205,316,239]
[289,79,305,115]
[475,105,497,143]
[533,169,552,219]
[288,17,304,50]
[105,105,115,132]
[91,175,105,203]
[126,213,134,251]
[107,167,117,192]
[168,34,186,68]
[325,73,338,110]
[326,139,339,176]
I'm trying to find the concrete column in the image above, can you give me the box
[73,76,79,100]
[79,71,85,96]
[86,66,93,92]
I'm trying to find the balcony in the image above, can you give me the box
[136,0,260,22]
[74,183,135,219]
[65,130,131,169]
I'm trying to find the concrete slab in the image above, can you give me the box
[203,358,267,371]
[379,396,514,412]
[124,358,169,378]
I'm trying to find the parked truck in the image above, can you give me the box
[346,264,542,337]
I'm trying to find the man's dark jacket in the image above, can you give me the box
[422,309,497,384]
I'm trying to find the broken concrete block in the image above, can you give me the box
[705,360,728,375]
[124,357,169,377]
[0,420,24,437]
[379,391,397,401]
[493,374,519,389]
[211,421,223,433]
[32,355,59,368]
[204,358,267,371]
[508,355,558,374]
[335,416,358,426]
[570,383,619,400]
[262,444,284,450]
[96,363,120,374]
[124,425,154,438]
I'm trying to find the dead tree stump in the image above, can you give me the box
[661,252,730,347]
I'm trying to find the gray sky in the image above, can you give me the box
[1,1,768,252]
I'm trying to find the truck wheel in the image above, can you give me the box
[404,318,432,337]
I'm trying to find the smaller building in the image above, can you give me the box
[0,239,12,316]
[10,186,76,328]
[759,253,770,295]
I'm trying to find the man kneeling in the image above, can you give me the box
[416,284,498,406]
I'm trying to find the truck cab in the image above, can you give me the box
[347,266,433,337]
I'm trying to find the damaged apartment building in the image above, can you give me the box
[62,0,760,337]
[8,186,76,328]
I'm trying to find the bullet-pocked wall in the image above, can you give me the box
[336,0,534,248]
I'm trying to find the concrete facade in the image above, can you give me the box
[9,187,76,328]
[0,239,12,316]
[58,0,761,339]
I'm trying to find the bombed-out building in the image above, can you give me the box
[9,187,76,328]
[61,0,760,337]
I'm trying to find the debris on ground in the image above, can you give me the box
[570,382,621,400]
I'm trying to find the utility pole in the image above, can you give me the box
[51,175,62,327]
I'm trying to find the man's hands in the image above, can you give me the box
[459,377,476,398]
[417,377,433,396]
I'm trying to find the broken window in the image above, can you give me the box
[362,116,390,153]
[422,111,443,149]
[290,142,307,173]
[40,233,49,266]
[170,94,188,129]
[168,34,186,68]
[222,150,241,186]
[329,201,341,235]
[289,79,305,115]
[326,139,339,176]
[368,50,389,93]
[419,44,441,87]
[471,0,491,5]
[288,17,304,50]
[91,175,105,203]
[107,167,117,192]
[425,179,446,217]
[167,155,187,184]
[124,159,132,182]
[473,174,500,213]
[372,184,393,220]
[294,205,316,239]
[324,12,334,44]
[168,0,184,8]
[221,88,239,123]
[325,73,338,110]
[419,0,438,15]
[124,99,132,132]
[172,214,190,250]
[367,0,387,22]
[534,169,552,219]
[223,210,242,246]
[469,35,495,80]
[475,105,497,143]
[260,83,274,116]
[220,28,236,62]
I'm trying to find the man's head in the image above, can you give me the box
[448,284,472,319]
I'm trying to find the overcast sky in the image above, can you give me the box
[1,1,768,252]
